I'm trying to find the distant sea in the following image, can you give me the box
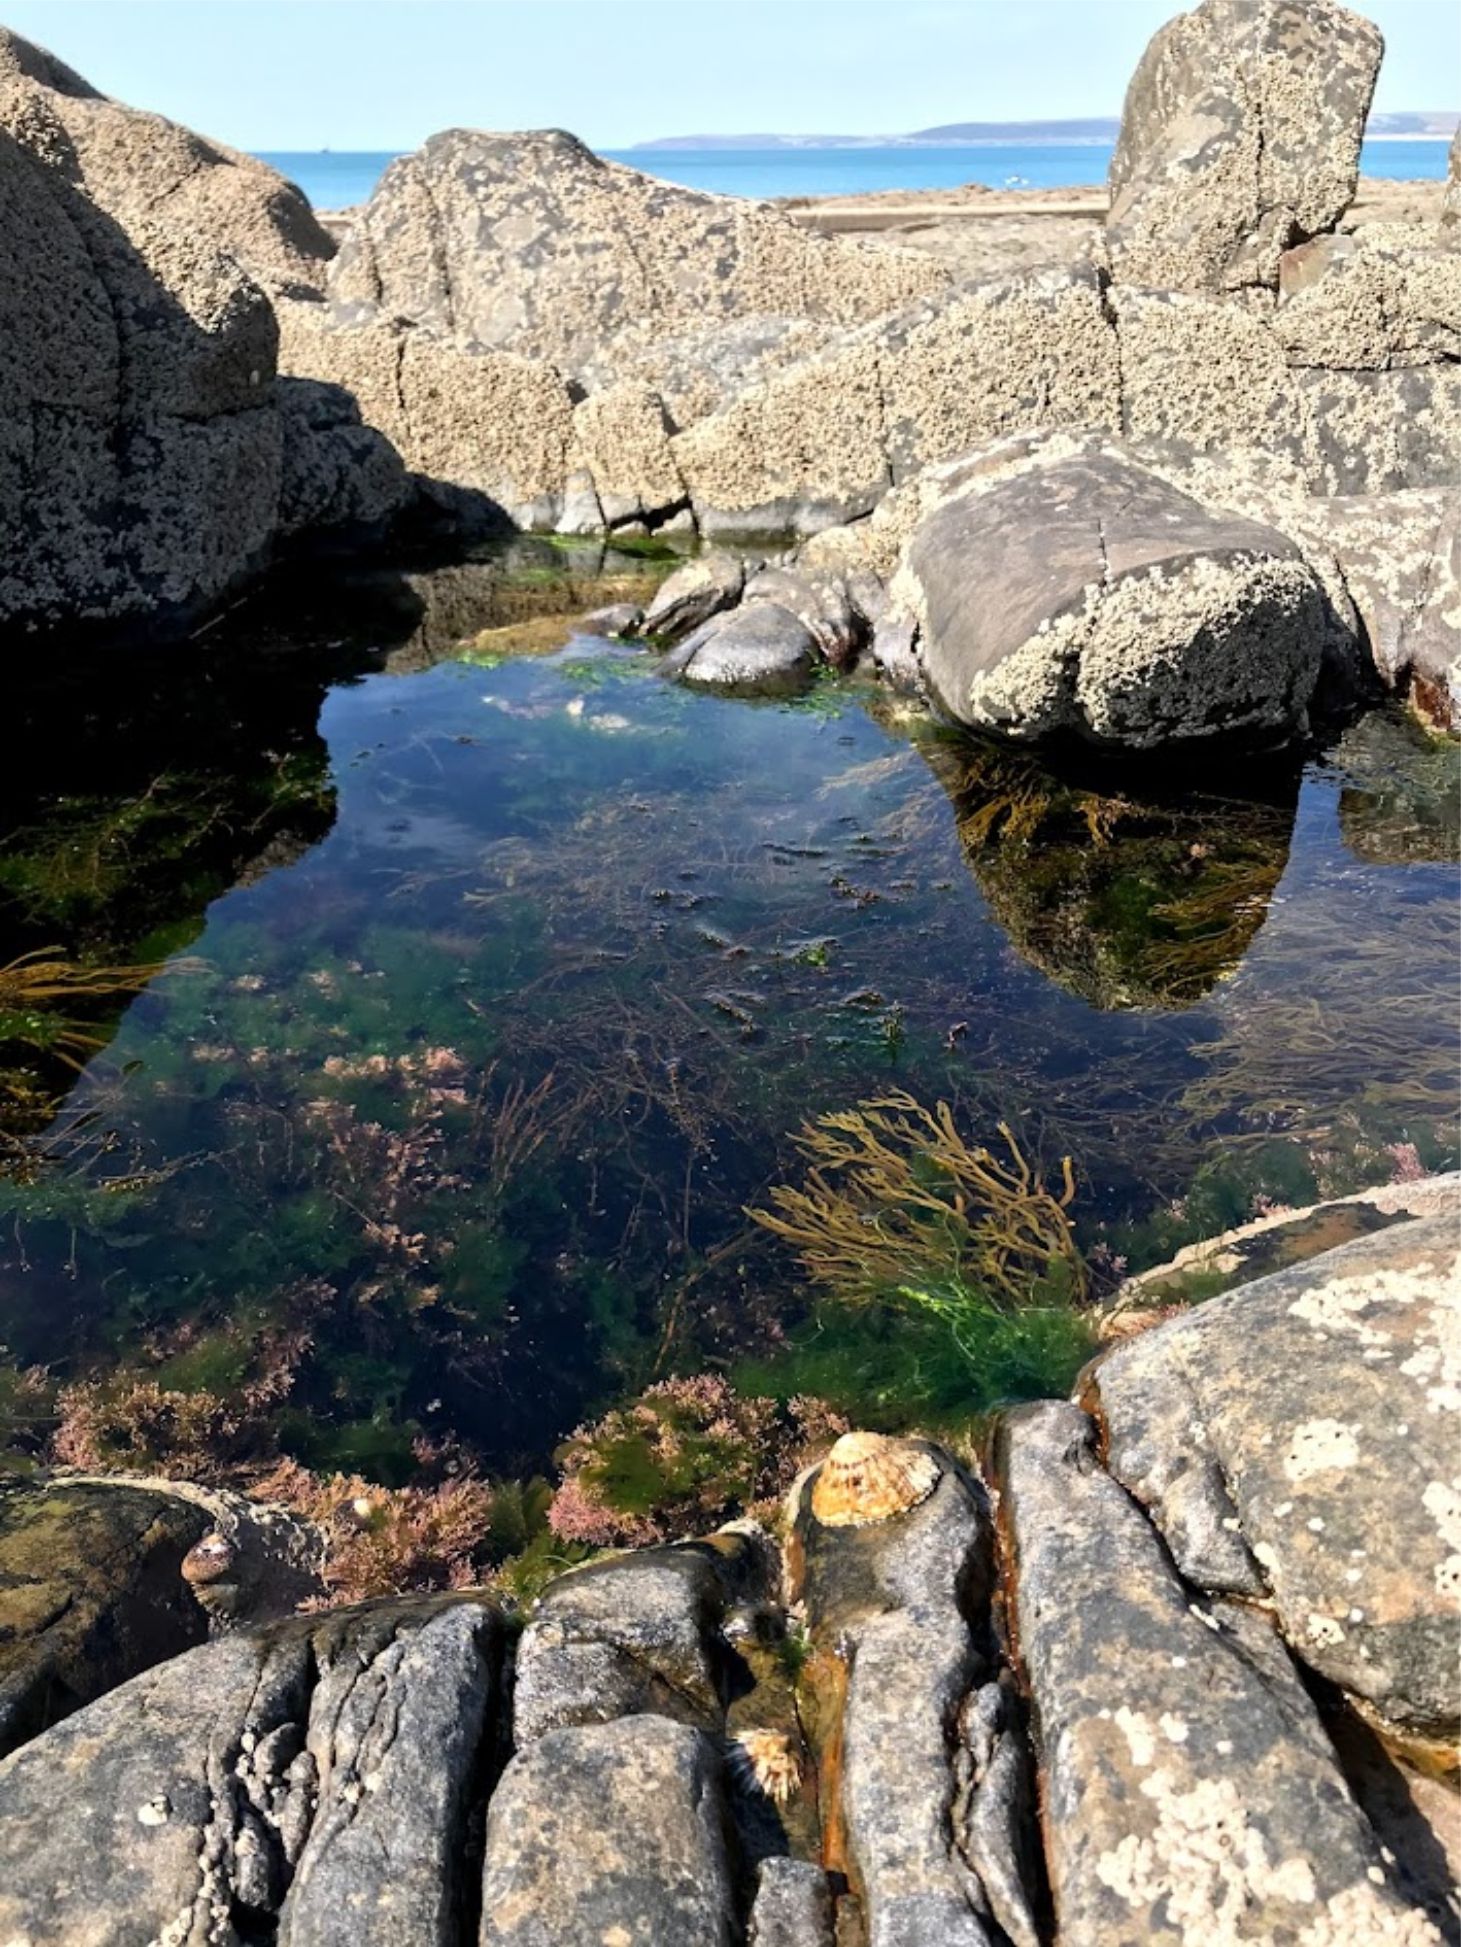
[259,139,1452,213]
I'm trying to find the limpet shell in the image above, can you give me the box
[181,1531,237,1587]
[809,1430,941,1527]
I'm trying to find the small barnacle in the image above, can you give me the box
[809,1430,941,1527]
[729,1729,802,1806]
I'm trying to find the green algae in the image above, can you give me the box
[0,547,1453,1504]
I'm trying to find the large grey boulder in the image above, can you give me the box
[326,128,942,382]
[1107,0,1383,292]
[0,29,407,634]
[1091,1212,1461,1742]
[480,1715,737,1947]
[0,1473,322,1760]
[0,113,281,631]
[0,1594,501,1947]
[0,26,334,298]
[895,440,1331,748]
[994,1400,1437,1944]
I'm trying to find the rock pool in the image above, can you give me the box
[0,541,1456,1516]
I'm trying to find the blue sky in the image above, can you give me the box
[6,0,1457,151]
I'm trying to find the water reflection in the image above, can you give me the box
[1328,709,1461,868]
[921,733,1299,1009]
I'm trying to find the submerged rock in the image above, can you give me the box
[1107,0,1382,292]
[0,1473,323,1760]
[922,731,1297,1007]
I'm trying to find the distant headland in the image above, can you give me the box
[632,109,1459,150]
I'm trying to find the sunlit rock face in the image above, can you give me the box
[0,27,406,636]
[1107,0,1383,293]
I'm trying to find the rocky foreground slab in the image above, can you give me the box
[0,1201,1455,1944]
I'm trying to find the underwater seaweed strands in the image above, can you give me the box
[0,947,174,1071]
[1179,900,1460,1148]
[750,1090,1085,1313]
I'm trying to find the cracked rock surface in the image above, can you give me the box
[0,1222,1455,1946]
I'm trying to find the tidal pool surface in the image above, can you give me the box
[1,543,1457,1482]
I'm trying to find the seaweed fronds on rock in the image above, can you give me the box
[750,1089,1085,1314]
[250,1457,501,1605]
[548,1374,847,1548]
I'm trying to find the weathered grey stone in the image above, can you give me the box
[1276,229,1461,368]
[1107,0,1382,292]
[567,380,687,530]
[578,601,644,638]
[0,1474,323,1760]
[742,565,867,665]
[0,30,406,634]
[0,111,282,631]
[278,301,574,531]
[790,1445,996,1947]
[1443,128,1461,231]
[668,601,820,696]
[1289,489,1460,726]
[672,270,1120,540]
[1091,1213,1461,1741]
[277,376,411,540]
[280,1602,500,1946]
[327,128,943,381]
[514,1534,773,1745]
[0,26,334,299]
[0,1594,499,1947]
[480,1715,736,1946]
[1295,362,1461,497]
[956,1683,1041,1947]
[896,441,1329,748]
[995,1400,1435,1944]
[749,1857,835,1946]
[1108,1172,1460,1311]
[642,548,748,640]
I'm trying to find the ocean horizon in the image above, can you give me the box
[258,137,1453,212]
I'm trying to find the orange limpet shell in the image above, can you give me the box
[809,1430,941,1528]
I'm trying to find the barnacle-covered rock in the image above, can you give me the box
[994,1400,1439,1944]
[895,437,1331,750]
[1090,1209,1461,1744]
